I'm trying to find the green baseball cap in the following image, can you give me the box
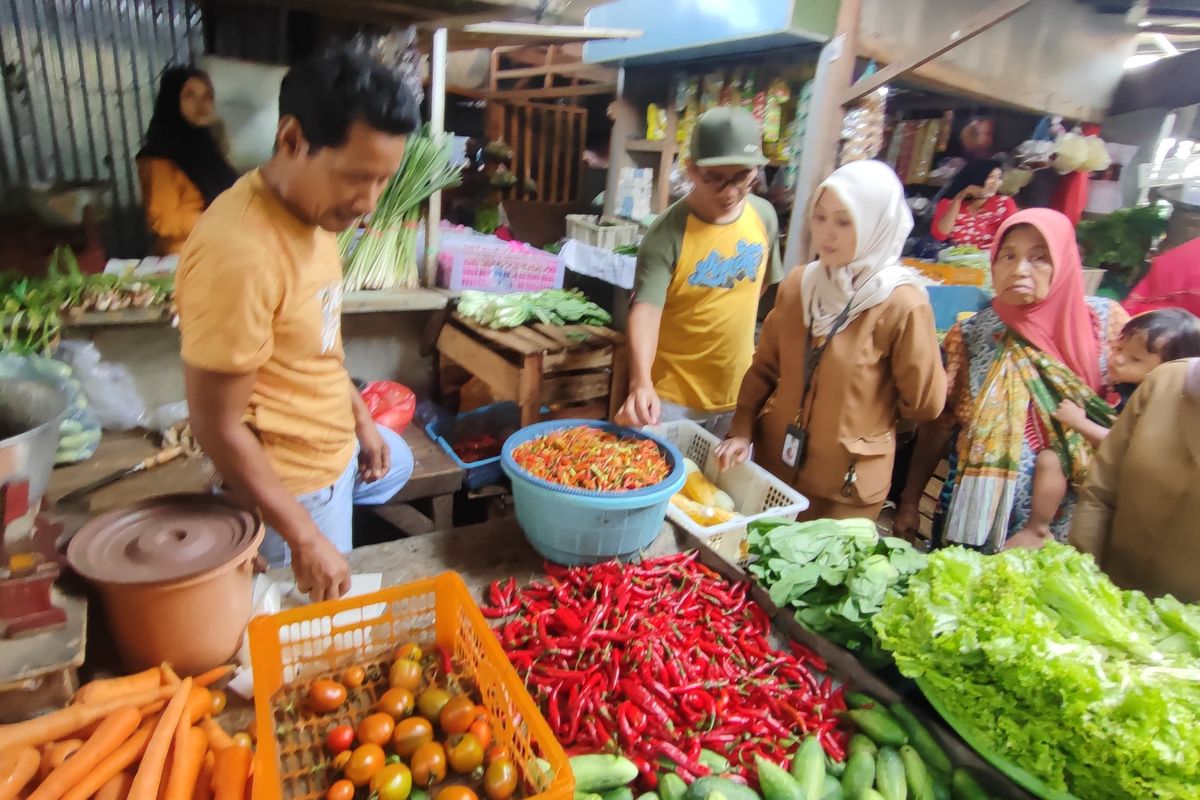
[690,106,769,167]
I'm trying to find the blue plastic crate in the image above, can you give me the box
[501,420,686,565]
[927,285,991,331]
[426,402,522,490]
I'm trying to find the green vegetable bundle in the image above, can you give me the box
[341,128,463,291]
[456,288,611,330]
[746,518,926,667]
[873,543,1200,799]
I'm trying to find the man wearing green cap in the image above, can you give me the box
[616,106,784,434]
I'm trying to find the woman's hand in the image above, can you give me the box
[956,184,986,202]
[715,437,752,471]
[1052,400,1087,432]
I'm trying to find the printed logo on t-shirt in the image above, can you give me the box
[317,283,343,354]
[687,239,764,289]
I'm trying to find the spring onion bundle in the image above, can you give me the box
[341,129,463,291]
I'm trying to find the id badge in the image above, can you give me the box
[782,424,808,468]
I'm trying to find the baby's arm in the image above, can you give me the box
[1052,401,1111,448]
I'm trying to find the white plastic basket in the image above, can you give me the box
[649,419,809,540]
[565,214,640,251]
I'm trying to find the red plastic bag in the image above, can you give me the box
[360,381,416,434]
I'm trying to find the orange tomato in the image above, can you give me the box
[417,688,452,721]
[342,665,366,689]
[232,732,253,750]
[468,719,493,750]
[410,741,447,788]
[332,751,352,772]
[327,779,356,800]
[390,659,422,692]
[437,787,479,800]
[484,759,518,800]
[308,679,348,713]
[439,695,477,735]
[485,744,511,766]
[393,717,435,758]
[447,733,484,774]
[345,743,386,787]
[208,688,228,716]
[395,642,423,662]
[377,687,415,720]
[357,712,395,747]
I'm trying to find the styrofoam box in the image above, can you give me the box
[649,419,808,540]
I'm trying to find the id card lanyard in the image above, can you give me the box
[781,295,858,471]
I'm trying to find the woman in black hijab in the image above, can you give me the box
[930,158,1016,249]
[137,66,238,254]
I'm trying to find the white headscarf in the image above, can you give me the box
[801,160,925,337]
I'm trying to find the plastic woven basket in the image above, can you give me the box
[650,420,808,541]
[426,401,521,490]
[248,572,572,800]
[565,215,639,251]
[501,420,686,565]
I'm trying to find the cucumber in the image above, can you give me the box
[874,748,907,800]
[859,791,886,800]
[930,774,951,800]
[707,793,728,800]
[700,749,732,773]
[949,769,988,800]
[844,692,878,709]
[571,755,640,793]
[889,704,951,776]
[636,793,660,800]
[825,754,845,778]
[602,788,634,800]
[756,757,804,800]
[686,777,762,800]
[575,794,603,800]
[847,736,877,760]
[839,752,875,799]
[819,774,843,800]
[789,735,826,800]
[660,773,687,800]
[899,746,934,800]
[847,709,908,748]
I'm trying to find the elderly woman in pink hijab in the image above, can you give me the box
[896,209,1130,552]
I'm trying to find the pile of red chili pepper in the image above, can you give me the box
[510,426,670,492]
[483,552,846,787]
[450,432,504,463]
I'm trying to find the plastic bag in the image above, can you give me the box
[0,352,102,464]
[360,381,416,434]
[55,340,146,430]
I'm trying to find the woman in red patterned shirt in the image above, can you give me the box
[931,159,1017,249]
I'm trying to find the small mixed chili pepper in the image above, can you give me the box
[510,426,670,491]
[483,552,846,784]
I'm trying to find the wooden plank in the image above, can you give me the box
[564,112,576,203]
[577,107,587,201]
[437,323,521,401]
[579,324,625,344]
[531,322,576,347]
[538,107,549,202]
[518,353,545,426]
[496,59,617,82]
[543,401,607,421]
[451,313,543,357]
[608,343,630,420]
[551,110,564,204]
[540,371,610,405]
[523,106,533,199]
[506,325,563,352]
[342,288,450,314]
[486,83,614,102]
[543,345,613,372]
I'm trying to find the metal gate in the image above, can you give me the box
[0,0,204,256]
[500,101,587,203]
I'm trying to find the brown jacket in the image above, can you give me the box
[1070,359,1200,602]
[728,269,947,507]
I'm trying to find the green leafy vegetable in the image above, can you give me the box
[1076,204,1168,284]
[873,543,1200,799]
[457,288,611,330]
[746,518,926,667]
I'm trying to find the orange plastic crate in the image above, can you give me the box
[248,572,573,800]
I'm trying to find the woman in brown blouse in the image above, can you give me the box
[716,160,946,520]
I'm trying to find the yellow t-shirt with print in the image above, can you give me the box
[176,170,356,495]
[634,194,783,412]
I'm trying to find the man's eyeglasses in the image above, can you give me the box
[697,169,757,192]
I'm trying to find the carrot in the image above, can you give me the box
[128,678,192,800]
[192,751,214,800]
[160,664,181,688]
[75,669,162,707]
[0,746,40,800]
[140,700,168,718]
[58,721,155,800]
[164,727,206,800]
[191,666,233,689]
[28,705,141,800]
[183,687,212,726]
[199,720,233,753]
[95,772,133,800]
[0,687,168,752]
[39,739,82,780]
[210,746,250,800]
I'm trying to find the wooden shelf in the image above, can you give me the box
[625,139,676,154]
[342,287,453,314]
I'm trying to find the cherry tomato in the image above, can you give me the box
[308,679,348,713]
[342,665,366,689]
[439,695,477,734]
[395,642,423,662]
[377,687,415,720]
[390,659,422,692]
[437,787,479,800]
[345,743,386,787]
[393,717,435,758]
[410,741,447,788]
[473,705,489,722]
[371,762,414,800]
[485,744,510,766]
[232,732,253,750]
[333,751,352,772]
[208,689,228,716]
[327,779,356,800]
[468,719,493,750]
[357,712,395,747]
[326,724,355,754]
[417,688,451,721]
[484,759,518,800]
[447,733,484,774]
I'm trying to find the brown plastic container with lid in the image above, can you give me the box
[67,493,264,676]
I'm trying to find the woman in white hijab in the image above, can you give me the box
[716,160,947,520]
